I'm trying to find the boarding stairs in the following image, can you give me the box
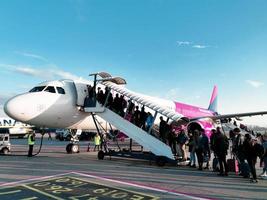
[85,103,174,160]
[80,72,189,161]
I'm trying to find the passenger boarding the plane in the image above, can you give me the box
[200,129,211,169]
[188,132,196,167]
[145,112,153,132]
[96,87,105,105]
[194,130,204,170]
[159,116,167,142]
[177,129,189,161]
[113,93,120,114]
[167,124,177,155]
[133,106,141,127]
[140,106,147,130]
[127,100,135,115]
[84,85,96,107]
[213,128,229,176]
[119,95,127,117]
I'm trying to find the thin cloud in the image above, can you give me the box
[14,51,48,62]
[14,67,80,80]
[192,45,209,49]
[176,40,211,49]
[164,88,180,100]
[0,63,82,80]
[177,41,192,46]
[246,80,264,88]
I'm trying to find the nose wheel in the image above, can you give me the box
[66,143,80,154]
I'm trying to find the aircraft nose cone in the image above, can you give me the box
[4,95,29,122]
[4,96,20,120]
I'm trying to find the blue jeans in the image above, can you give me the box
[190,152,196,165]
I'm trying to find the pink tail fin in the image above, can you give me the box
[208,86,218,113]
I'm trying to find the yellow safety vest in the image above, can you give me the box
[94,135,101,145]
[28,134,35,145]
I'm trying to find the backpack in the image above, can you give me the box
[254,143,264,158]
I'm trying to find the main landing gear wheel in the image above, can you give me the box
[2,148,9,155]
[71,144,80,153]
[155,156,166,167]
[97,150,105,160]
[66,144,80,154]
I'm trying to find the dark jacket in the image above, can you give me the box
[214,133,229,156]
[243,139,257,160]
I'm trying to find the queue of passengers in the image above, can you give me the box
[230,128,267,182]
[92,86,157,132]
[85,85,267,183]
[188,127,267,183]
[157,120,267,183]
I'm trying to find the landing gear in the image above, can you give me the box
[66,143,80,154]
[65,129,81,154]
[97,150,105,160]
[2,148,9,155]
[71,144,80,153]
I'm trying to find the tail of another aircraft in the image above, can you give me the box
[208,86,218,113]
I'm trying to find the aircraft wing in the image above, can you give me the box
[101,81,190,125]
[190,111,267,121]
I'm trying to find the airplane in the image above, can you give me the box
[0,117,33,138]
[3,72,267,159]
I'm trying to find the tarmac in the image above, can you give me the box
[0,136,266,200]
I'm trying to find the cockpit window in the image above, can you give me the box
[56,87,65,94]
[44,86,56,93]
[29,86,46,92]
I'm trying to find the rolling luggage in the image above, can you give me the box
[227,158,239,175]
[240,162,250,178]
[227,158,235,172]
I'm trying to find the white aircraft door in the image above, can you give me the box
[74,82,89,106]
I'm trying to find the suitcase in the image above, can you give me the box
[227,158,239,174]
[240,162,250,178]
[227,158,235,172]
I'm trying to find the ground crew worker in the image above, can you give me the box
[28,131,35,157]
[94,133,101,151]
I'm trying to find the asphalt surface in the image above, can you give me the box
[0,136,266,200]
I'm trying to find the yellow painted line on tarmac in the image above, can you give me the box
[22,185,64,200]
[20,197,38,200]
[0,189,21,195]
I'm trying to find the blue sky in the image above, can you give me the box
[0,0,267,126]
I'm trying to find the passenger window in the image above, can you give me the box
[4,136,8,141]
[56,87,65,94]
[29,86,46,92]
[44,86,56,93]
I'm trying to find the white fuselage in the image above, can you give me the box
[4,79,175,130]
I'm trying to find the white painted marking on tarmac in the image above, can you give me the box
[73,171,211,200]
[0,190,21,195]
[0,172,73,187]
